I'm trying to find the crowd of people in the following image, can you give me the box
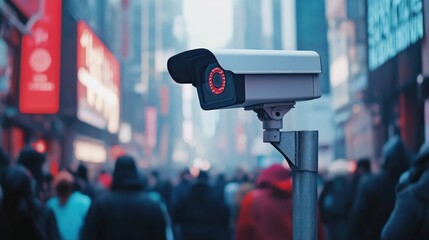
[0,147,253,240]
[0,135,428,239]
[319,137,429,240]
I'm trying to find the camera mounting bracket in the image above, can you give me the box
[246,103,319,240]
[246,103,295,143]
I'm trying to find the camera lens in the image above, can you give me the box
[212,74,222,88]
[208,67,226,95]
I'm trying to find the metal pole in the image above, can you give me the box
[293,131,318,240]
[271,130,319,240]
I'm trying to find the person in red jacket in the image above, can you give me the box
[236,163,324,240]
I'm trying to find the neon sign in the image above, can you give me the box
[368,0,424,71]
[77,21,120,133]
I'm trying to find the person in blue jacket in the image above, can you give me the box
[47,171,91,240]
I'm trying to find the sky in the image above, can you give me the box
[183,0,234,49]
[181,0,234,139]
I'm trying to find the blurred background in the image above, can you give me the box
[0,0,429,239]
[0,0,426,178]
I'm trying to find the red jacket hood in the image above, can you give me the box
[257,164,292,193]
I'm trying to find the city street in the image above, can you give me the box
[0,0,428,239]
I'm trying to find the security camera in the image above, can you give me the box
[168,48,322,239]
[167,48,322,110]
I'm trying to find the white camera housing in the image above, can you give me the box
[167,48,322,110]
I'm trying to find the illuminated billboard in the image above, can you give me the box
[74,137,107,163]
[19,0,62,114]
[368,0,424,71]
[77,21,120,133]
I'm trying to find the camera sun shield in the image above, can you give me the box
[168,49,245,110]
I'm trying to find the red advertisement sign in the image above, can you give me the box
[19,0,62,114]
[77,21,120,133]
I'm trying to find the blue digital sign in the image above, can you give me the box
[368,0,424,71]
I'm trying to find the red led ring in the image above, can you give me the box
[208,67,226,95]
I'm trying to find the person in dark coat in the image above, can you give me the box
[0,147,10,180]
[18,147,49,201]
[0,147,10,202]
[350,158,372,202]
[73,163,98,200]
[0,166,60,240]
[348,136,410,240]
[381,143,429,240]
[319,160,354,240]
[213,173,226,201]
[171,169,193,209]
[173,171,229,240]
[80,156,167,240]
[149,170,172,207]
[18,147,45,183]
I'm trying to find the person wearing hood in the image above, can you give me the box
[236,164,325,240]
[381,143,429,240]
[18,147,49,201]
[0,166,60,240]
[80,156,167,240]
[18,147,45,183]
[348,136,410,240]
[319,159,355,240]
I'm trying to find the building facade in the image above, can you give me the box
[327,0,428,162]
